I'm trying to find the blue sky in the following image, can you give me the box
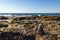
[0,0,60,13]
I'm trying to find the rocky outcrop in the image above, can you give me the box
[0,31,35,40]
[0,16,60,40]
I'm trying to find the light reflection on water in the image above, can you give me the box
[0,13,60,16]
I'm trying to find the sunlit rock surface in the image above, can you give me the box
[0,16,60,40]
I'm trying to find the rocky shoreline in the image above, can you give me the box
[0,16,60,40]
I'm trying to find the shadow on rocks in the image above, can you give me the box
[0,31,35,40]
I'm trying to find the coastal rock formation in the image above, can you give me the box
[0,16,60,40]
